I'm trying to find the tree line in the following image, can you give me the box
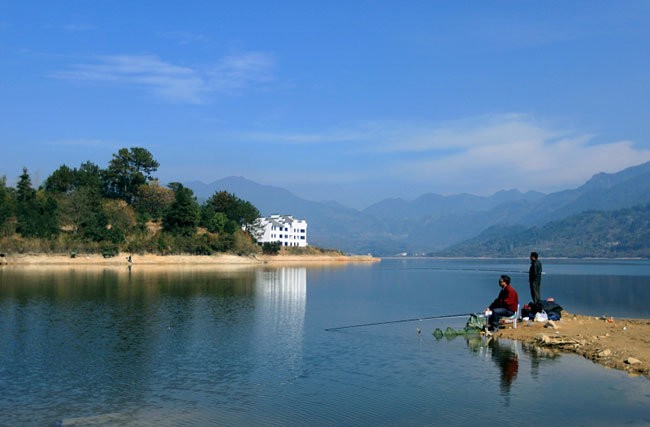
[0,147,266,256]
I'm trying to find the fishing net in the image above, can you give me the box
[432,313,486,339]
[465,313,486,331]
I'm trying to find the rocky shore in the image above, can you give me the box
[496,313,650,379]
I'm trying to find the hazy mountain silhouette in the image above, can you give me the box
[441,203,650,258]
[185,161,650,255]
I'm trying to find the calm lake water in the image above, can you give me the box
[1,258,649,426]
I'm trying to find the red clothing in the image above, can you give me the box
[489,284,518,312]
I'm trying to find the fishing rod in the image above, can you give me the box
[388,267,530,274]
[324,312,473,331]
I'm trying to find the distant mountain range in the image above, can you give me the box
[185,161,650,256]
[440,203,650,258]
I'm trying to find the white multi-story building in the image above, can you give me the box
[253,214,308,247]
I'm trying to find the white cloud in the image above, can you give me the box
[229,128,367,144]
[369,114,555,153]
[383,115,650,194]
[52,52,275,103]
[208,52,275,92]
[227,114,650,196]
[52,55,205,103]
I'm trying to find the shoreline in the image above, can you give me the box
[495,313,650,380]
[0,252,381,267]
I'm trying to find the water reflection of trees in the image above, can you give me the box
[0,266,314,424]
[0,267,258,301]
[0,267,262,417]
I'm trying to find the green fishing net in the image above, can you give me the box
[432,313,486,339]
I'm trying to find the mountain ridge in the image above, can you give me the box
[439,203,650,258]
[185,161,650,255]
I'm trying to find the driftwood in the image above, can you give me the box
[537,334,584,348]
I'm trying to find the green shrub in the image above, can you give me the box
[262,241,281,255]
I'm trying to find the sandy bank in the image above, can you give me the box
[495,313,650,379]
[259,254,379,264]
[0,252,380,267]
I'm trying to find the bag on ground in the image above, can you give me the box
[534,310,548,322]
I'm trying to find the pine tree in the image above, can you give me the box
[163,183,199,236]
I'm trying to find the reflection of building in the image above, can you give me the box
[254,215,308,247]
[255,268,306,326]
[253,267,307,379]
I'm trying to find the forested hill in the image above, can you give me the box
[0,148,274,256]
[438,203,650,258]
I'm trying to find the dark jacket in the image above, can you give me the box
[541,300,563,319]
[529,259,542,283]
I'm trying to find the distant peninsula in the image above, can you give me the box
[0,252,380,267]
[0,147,356,260]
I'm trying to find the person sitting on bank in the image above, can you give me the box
[484,275,519,334]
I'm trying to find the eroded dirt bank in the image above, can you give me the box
[496,313,650,379]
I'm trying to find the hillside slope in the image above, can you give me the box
[440,203,650,258]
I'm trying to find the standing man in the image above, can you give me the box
[529,252,542,304]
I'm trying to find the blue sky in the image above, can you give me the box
[2,1,650,208]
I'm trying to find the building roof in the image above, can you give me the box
[260,214,306,227]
